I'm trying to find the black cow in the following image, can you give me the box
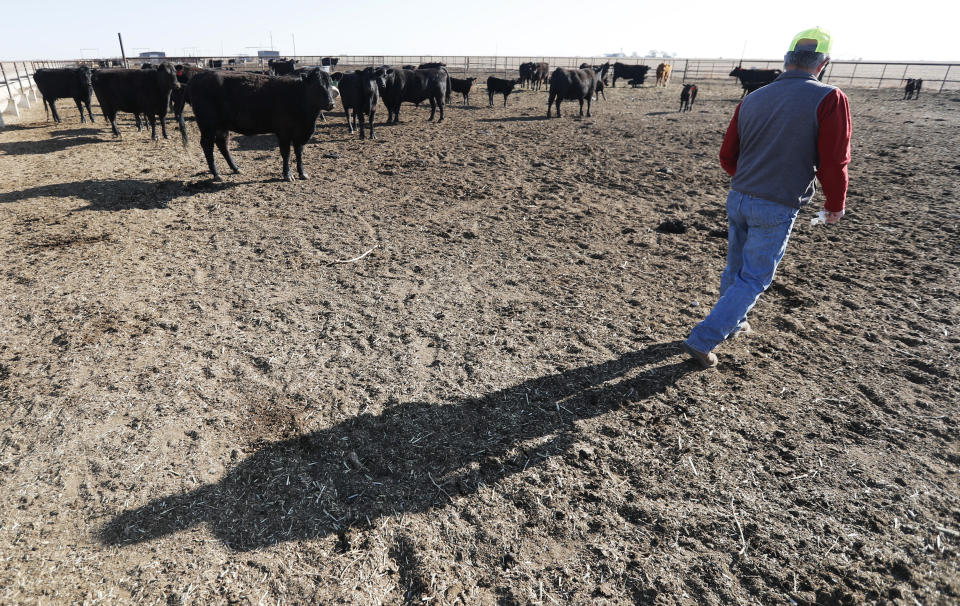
[187,68,338,181]
[268,59,299,76]
[547,66,604,118]
[417,62,446,70]
[450,77,477,104]
[531,62,550,90]
[379,67,450,124]
[33,67,95,124]
[612,62,650,87]
[487,76,520,107]
[729,66,781,97]
[207,59,223,69]
[904,78,922,100]
[92,63,182,142]
[679,83,698,112]
[321,57,339,67]
[595,77,606,100]
[584,62,611,85]
[339,67,386,139]
[519,62,535,88]
[170,64,207,135]
[401,65,417,70]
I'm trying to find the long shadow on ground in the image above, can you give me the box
[0,179,237,210]
[49,127,102,138]
[0,136,103,155]
[100,341,693,551]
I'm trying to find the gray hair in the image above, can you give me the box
[784,50,827,70]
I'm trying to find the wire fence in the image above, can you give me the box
[3,55,957,126]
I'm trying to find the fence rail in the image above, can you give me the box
[3,55,958,127]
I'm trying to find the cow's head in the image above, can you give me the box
[78,65,93,88]
[157,62,181,89]
[372,67,388,90]
[304,68,337,110]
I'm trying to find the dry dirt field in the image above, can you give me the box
[0,77,958,605]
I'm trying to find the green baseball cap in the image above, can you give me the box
[789,27,833,54]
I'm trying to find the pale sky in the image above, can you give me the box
[2,0,957,62]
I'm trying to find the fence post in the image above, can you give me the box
[940,64,951,93]
[22,62,36,102]
[12,62,30,108]
[848,62,857,86]
[878,63,887,88]
[1,63,20,118]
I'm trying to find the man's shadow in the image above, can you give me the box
[100,341,693,551]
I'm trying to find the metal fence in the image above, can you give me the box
[3,55,958,127]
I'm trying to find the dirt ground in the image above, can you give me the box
[0,76,958,605]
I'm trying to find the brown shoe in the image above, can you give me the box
[681,342,718,368]
[729,321,752,339]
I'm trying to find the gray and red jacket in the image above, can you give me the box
[719,70,851,212]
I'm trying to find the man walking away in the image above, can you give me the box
[681,27,852,368]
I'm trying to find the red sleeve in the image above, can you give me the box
[816,89,852,212]
[719,102,742,176]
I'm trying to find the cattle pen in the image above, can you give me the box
[1,38,959,605]
[3,55,958,127]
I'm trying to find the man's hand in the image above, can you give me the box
[824,209,845,224]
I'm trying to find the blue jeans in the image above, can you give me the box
[686,191,799,353]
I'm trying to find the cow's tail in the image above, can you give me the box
[445,72,451,104]
[42,97,49,121]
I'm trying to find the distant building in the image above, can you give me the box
[604,52,626,58]
[138,51,166,58]
[257,50,280,57]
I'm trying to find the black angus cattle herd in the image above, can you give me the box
[33,57,888,182]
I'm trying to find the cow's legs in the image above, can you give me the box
[279,137,293,182]
[159,114,169,139]
[344,107,354,134]
[104,109,121,137]
[547,92,555,118]
[73,98,85,123]
[215,131,239,175]
[436,96,444,123]
[294,142,308,180]
[357,110,366,139]
[579,98,585,117]
[586,96,592,117]
[148,115,158,141]
[368,108,375,139]
[200,132,220,180]
[488,91,494,107]
[49,99,62,123]
[428,98,436,122]
[502,93,507,108]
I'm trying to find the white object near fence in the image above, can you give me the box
[0,61,39,128]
